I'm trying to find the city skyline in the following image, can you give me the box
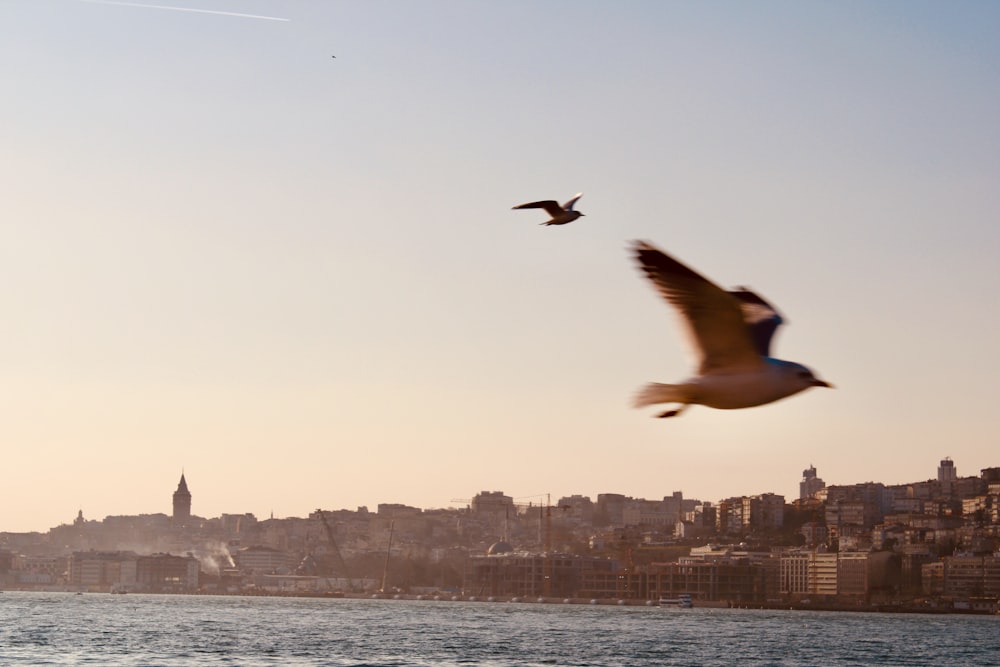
[3,3,998,534]
[4,457,989,535]
[6,457,997,608]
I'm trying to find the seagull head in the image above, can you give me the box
[786,362,833,390]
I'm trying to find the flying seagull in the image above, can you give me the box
[631,240,831,418]
[512,192,584,225]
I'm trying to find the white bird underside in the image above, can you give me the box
[631,240,830,418]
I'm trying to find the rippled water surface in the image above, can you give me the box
[1,592,997,666]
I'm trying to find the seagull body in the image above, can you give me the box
[512,193,584,225]
[631,240,830,418]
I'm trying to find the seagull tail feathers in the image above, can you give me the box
[633,382,687,408]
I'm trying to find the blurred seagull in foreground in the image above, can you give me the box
[631,240,831,418]
[512,192,584,225]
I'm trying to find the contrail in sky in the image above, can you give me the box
[80,0,290,22]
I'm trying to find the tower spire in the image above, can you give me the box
[173,471,192,522]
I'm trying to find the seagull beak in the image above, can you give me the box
[812,379,833,388]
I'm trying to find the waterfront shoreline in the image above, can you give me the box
[4,587,995,615]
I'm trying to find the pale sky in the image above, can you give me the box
[2,1,998,533]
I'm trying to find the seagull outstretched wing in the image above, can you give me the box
[562,193,583,211]
[512,199,564,216]
[727,288,783,357]
[633,240,765,374]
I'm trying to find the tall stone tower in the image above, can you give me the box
[173,473,192,521]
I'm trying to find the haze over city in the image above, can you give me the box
[3,1,998,534]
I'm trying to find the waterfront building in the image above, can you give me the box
[779,552,809,596]
[464,549,614,599]
[10,554,66,586]
[942,554,1000,599]
[836,552,869,599]
[900,547,938,596]
[135,553,199,592]
[640,558,766,603]
[922,561,945,596]
[808,552,838,597]
[779,551,842,598]
[235,545,291,574]
[68,551,137,591]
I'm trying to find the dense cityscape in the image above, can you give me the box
[2,458,998,614]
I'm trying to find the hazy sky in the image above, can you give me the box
[3,1,998,533]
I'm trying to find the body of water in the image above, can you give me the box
[1,591,997,666]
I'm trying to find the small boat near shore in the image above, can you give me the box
[659,594,693,608]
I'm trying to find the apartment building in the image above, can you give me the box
[717,494,785,535]
[942,554,1000,599]
[10,554,66,586]
[836,552,869,598]
[68,551,138,590]
[779,551,839,598]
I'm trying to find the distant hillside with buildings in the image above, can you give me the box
[2,459,998,613]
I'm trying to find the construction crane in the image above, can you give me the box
[315,509,353,591]
[544,495,553,597]
[379,519,395,593]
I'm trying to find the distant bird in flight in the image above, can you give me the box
[631,240,831,418]
[512,192,584,225]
